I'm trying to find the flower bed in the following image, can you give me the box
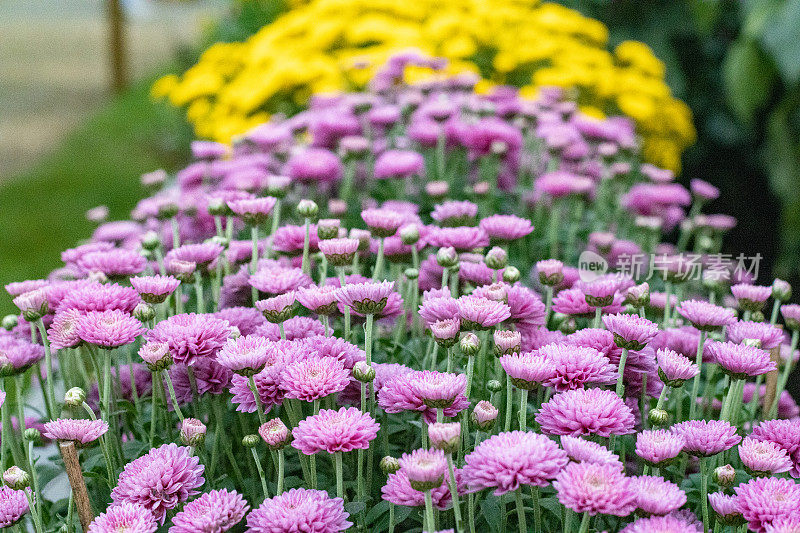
[1,53,798,532]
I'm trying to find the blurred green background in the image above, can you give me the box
[2,0,800,319]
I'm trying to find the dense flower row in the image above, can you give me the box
[152,0,695,172]
[1,53,797,532]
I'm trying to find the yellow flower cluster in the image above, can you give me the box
[153,0,695,171]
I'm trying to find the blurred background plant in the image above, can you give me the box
[2,0,800,317]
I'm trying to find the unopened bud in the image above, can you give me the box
[141,230,161,251]
[24,428,41,443]
[773,279,792,302]
[259,419,291,450]
[486,380,502,394]
[502,266,521,284]
[1,315,18,331]
[648,408,669,427]
[459,332,480,357]
[713,464,736,488]
[180,418,207,447]
[133,302,155,323]
[404,268,419,280]
[484,247,508,270]
[242,434,260,448]
[471,400,498,431]
[399,225,420,246]
[317,219,340,240]
[353,361,376,383]
[296,199,319,219]
[429,422,461,454]
[3,466,29,490]
[380,456,400,475]
[436,247,458,269]
[64,387,86,407]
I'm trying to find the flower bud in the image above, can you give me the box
[502,266,521,284]
[431,319,460,348]
[486,380,502,394]
[399,225,420,246]
[436,247,458,269]
[3,466,30,490]
[13,289,49,322]
[167,259,196,282]
[133,302,155,323]
[772,279,792,302]
[425,180,449,198]
[352,361,376,383]
[180,418,207,447]
[713,464,736,488]
[743,338,762,348]
[558,317,577,334]
[266,175,291,198]
[259,419,291,450]
[404,268,419,280]
[24,428,41,443]
[141,230,162,251]
[473,181,490,196]
[207,197,228,217]
[459,332,480,357]
[296,199,319,219]
[536,259,564,287]
[471,400,498,431]
[1,315,18,331]
[428,422,461,454]
[484,247,508,270]
[380,456,400,475]
[493,329,521,356]
[64,387,86,407]
[139,342,173,372]
[750,311,765,323]
[648,408,669,427]
[242,434,260,448]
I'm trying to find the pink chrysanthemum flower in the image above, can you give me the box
[254,316,326,341]
[336,281,395,315]
[166,243,223,272]
[766,516,800,533]
[656,348,700,387]
[170,489,249,533]
[272,225,319,257]
[539,343,617,391]
[735,477,800,533]
[462,431,568,494]
[708,492,742,526]
[479,214,533,241]
[228,197,277,225]
[457,295,511,330]
[582,278,622,308]
[554,461,635,516]
[635,429,686,466]
[750,419,800,455]
[111,444,204,524]
[399,448,448,491]
[255,292,297,323]
[5,279,47,298]
[280,356,350,402]
[727,320,784,350]
[213,307,265,336]
[731,283,772,312]
[0,486,29,528]
[292,407,378,455]
[536,259,564,286]
[318,238,360,267]
[602,313,659,350]
[552,288,600,317]
[675,300,736,331]
[620,514,702,533]
[431,318,461,345]
[42,418,108,447]
[426,226,490,251]
[57,282,140,314]
[250,267,313,295]
[781,304,800,330]
[216,335,272,376]
[77,249,147,278]
[630,475,686,516]
[87,502,156,533]
[381,469,461,510]
[0,333,44,375]
[130,275,180,305]
[373,149,424,180]
[560,436,621,469]
[419,293,459,326]
[672,419,741,457]
[705,340,776,378]
[76,309,144,349]
[378,371,469,424]
[500,352,556,390]
[431,200,478,227]
[246,488,351,533]
[13,288,49,320]
[298,335,365,369]
[537,388,635,437]
[504,285,547,328]
[409,371,467,409]
[147,313,233,366]
[567,328,620,359]
[48,308,82,349]
[739,437,793,476]
[296,285,340,315]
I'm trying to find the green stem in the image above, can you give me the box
[372,238,385,281]
[701,457,710,533]
[615,348,629,398]
[337,268,351,341]
[688,331,706,420]
[193,271,205,314]
[530,486,542,533]
[335,452,344,500]
[519,388,528,431]
[149,372,158,448]
[250,447,270,501]
[592,306,602,329]
[424,490,436,533]
[301,217,311,275]
[248,375,267,425]
[577,511,590,533]
[276,448,285,494]
[514,487,527,533]
[35,320,56,418]
[270,199,282,238]
[504,377,513,432]
[446,454,463,532]
[163,371,185,422]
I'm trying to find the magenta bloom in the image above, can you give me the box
[382,469,460,510]
[76,309,144,349]
[296,285,339,315]
[336,281,395,315]
[228,197,277,225]
[0,486,29,528]
[374,149,425,179]
[111,444,205,524]
[42,418,108,447]
[255,316,326,341]
[426,226,490,251]
[672,419,741,457]
[739,437,793,476]
[13,288,49,320]
[675,300,736,331]
[287,148,343,184]
[479,214,533,241]
[630,475,686,515]
[147,313,233,366]
[500,352,556,390]
[727,320,784,350]
[250,267,313,295]
[280,356,350,402]
[750,419,800,455]
[560,436,621,469]
[705,340,776,378]
[620,514,702,533]
[635,429,686,466]
[246,488,351,532]
[431,200,478,226]
[214,307,265,336]
[537,388,635,437]
[539,343,616,391]
[399,448,448,491]
[731,283,772,311]
[554,461,635,516]
[656,348,700,386]
[735,477,800,533]
[318,238,359,266]
[292,407,378,455]
[77,249,147,278]
[781,304,800,330]
[0,332,44,375]
[708,492,742,525]
[297,335,366,369]
[457,295,511,330]
[166,242,223,272]
[255,292,297,323]
[57,282,140,314]
[602,313,658,350]
[170,489,249,533]
[48,308,82,349]
[216,335,272,375]
[419,293,459,326]
[130,275,180,305]
[87,502,156,533]
[582,278,622,308]
[361,208,405,237]
[409,371,467,409]
[767,516,800,533]
[378,371,469,423]
[462,431,568,494]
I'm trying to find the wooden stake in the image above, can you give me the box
[59,442,94,531]
[107,0,128,92]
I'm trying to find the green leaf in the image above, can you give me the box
[480,493,503,532]
[345,501,366,516]
[722,39,776,123]
[761,0,800,84]
[538,496,564,522]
